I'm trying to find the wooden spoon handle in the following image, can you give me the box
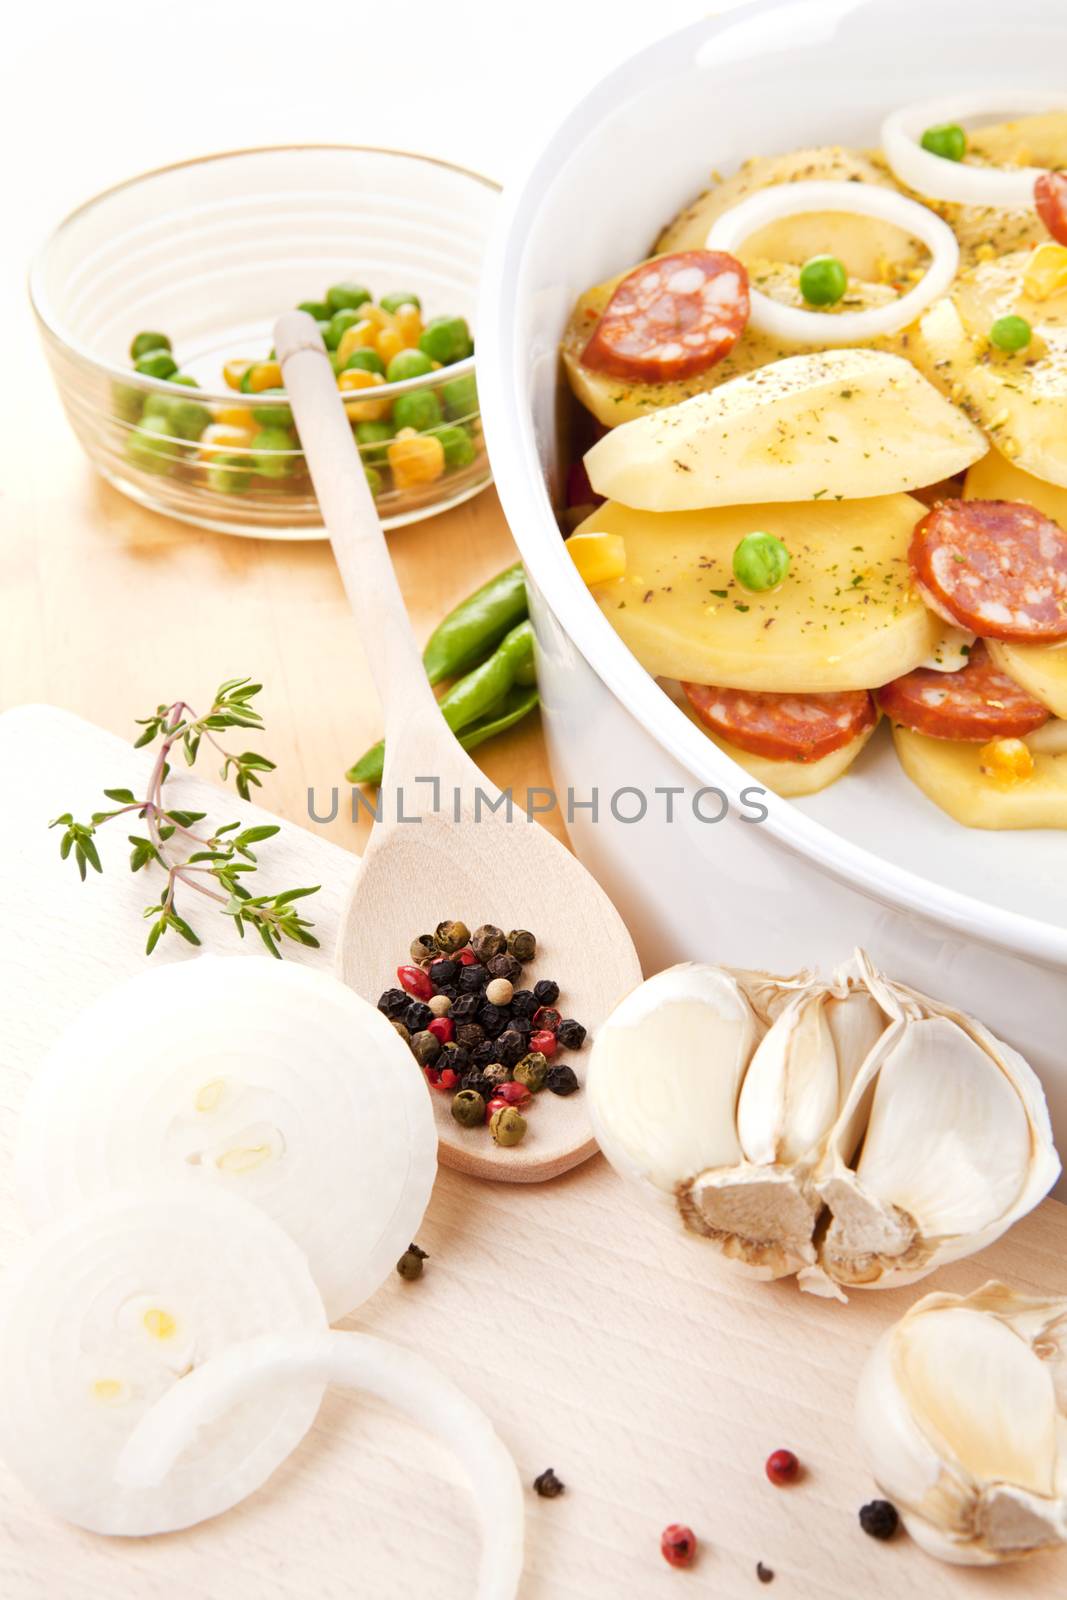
[275,311,440,766]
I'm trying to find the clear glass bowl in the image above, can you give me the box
[30,146,499,539]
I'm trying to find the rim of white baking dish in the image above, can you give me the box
[478,0,1067,971]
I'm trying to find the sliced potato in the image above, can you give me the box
[654,147,922,281]
[893,725,1067,829]
[583,350,986,511]
[581,495,939,692]
[964,444,1067,522]
[987,639,1067,719]
[696,717,880,797]
[908,250,1067,487]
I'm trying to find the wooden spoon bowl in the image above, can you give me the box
[277,312,641,1181]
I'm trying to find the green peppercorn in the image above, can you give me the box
[733,530,791,592]
[506,929,537,964]
[389,1019,412,1046]
[451,1088,486,1128]
[410,933,436,965]
[434,919,470,954]
[396,1242,428,1281]
[411,1030,441,1067]
[471,924,507,963]
[920,122,967,162]
[989,314,1033,353]
[490,1105,527,1146]
[513,1052,548,1092]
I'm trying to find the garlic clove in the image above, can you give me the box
[683,1163,820,1280]
[586,964,759,1195]
[857,1284,1067,1565]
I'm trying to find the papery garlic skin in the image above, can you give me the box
[857,1283,1067,1565]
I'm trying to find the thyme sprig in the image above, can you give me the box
[50,677,319,959]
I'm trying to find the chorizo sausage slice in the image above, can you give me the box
[683,682,877,763]
[909,498,1067,643]
[876,640,1049,741]
[1035,172,1067,247]
[581,251,749,383]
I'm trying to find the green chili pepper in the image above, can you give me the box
[347,621,535,785]
[423,562,527,684]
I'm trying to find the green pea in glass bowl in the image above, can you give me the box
[30,146,498,539]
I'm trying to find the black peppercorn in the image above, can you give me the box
[470,923,507,963]
[429,958,459,989]
[460,1070,494,1101]
[497,1028,527,1068]
[456,1022,485,1049]
[377,988,409,1018]
[435,983,459,1003]
[533,979,560,1006]
[756,1561,774,1584]
[507,929,537,964]
[858,1501,899,1541]
[404,1000,433,1033]
[509,989,537,1018]
[440,1041,470,1074]
[545,1063,579,1096]
[533,1467,564,1499]
[452,993,482,1022]
[478,1001,509,1029]
[556,1018,587,1050]
[470,1039,497,1069]
[486,952,522,983]
[396,1242,428,1281]
[509,1014,533,1038]
[459,964,489,994]
[481,1009,509,1040]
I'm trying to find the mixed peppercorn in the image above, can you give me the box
[378,920,586,1147]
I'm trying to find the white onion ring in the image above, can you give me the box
[882,91,1067,209]
[16,958,438,1323]
[0,1187,327,1534]
[117,1330,524,1600]
[705,180,959,345]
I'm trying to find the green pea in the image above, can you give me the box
[207,452,253,494]
[297,299,330,320]
[732,531,791,592]
[326,282,371,313]
[440,373,478,420]
[251,389,295,428]
[354,419,395,463]
[798,255,848,307]
[920,122,967,162]
[134,349,179,380]
[364,462,383,497]
[125,422,180,475]
[392,389,443,432]
[324,308,362,350]
[386,348,434,383]
[250,427,296,478]
[990,314,1032,353]
[380,291,421,313]
[431,424,476,470]
[111,382,144,423]
[166,397,212,440]
[129,331,171,361]
[418,316,473,366]
[346,348,386,376]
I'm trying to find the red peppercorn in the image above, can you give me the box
[533,1006,562,1032]
[496,1081,531,1108]
[439,1067,458,1090]
[660,1524,697,1568]
[765,1449,800,1486]
[529,1029,557,1058]
[428,1016,455,1045]
[425,1067,441,1089]
[454,947,479,966]
[397,964,433,1000]
[485,1094,509,1122]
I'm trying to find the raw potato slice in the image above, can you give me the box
[695,717,880,798]
[909,250,1067,487]
[964,446,1067,523]
[582,496,940,692]
[583,350,986,511]
[892,726,1067,828]
[987,639,1067,720]
[0,1186,327,1535]
[654,147,921,280]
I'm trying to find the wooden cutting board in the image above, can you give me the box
[2,703,1066,1600]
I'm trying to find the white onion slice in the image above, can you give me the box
[16,958,437,1322]
[705,180,959,345]
[117,1330,524,1599]
[882,91,1067,209]
[918,626,977,673]
[0,1187,327,1534]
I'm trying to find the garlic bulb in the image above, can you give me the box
[856,1282,1067,1565]
[587,953,1059,1296]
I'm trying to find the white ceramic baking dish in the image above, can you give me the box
[478,0,1067,1173]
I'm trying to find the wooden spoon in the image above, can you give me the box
[276,312,641,1181]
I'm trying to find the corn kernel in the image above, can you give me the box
[387,428,446,489]
[246,360,283,393]
[337,322,378,364]
[567,531,627,586]
[376,327,405,366]
[979,737,1035,788]
[338,366,390,421]
[216,406,257,431]
[1022,242,1067,301]
[198,423,253,458]
[143,1307,177,1340]
[223,359,253,391]
[357,304,395,334]
[394,303,424,345]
